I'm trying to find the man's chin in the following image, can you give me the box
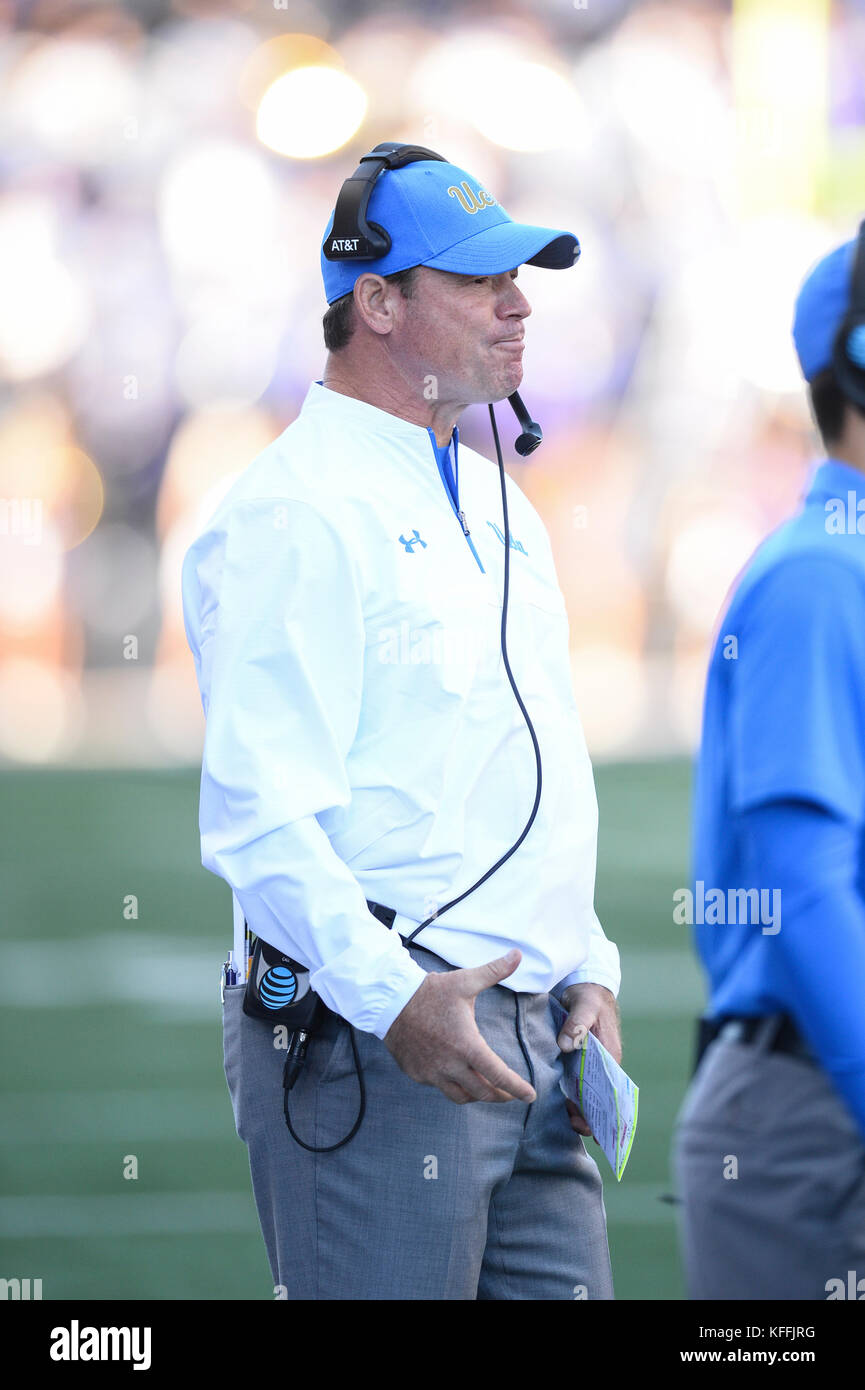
[451,365,524,409]
[481,366,525,406]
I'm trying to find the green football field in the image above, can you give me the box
[0,758,701,1300]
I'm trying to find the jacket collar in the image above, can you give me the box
[806,457,865,504]
[302,380,457,453]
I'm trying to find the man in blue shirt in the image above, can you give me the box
[673,226,865,1300]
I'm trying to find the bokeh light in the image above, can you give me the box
[414,32,586,154]
[158,140,278,278]
[0,519,64,626]
[0,197,90,381]
[5,39,137,163]
[256,66,367,158]
[238,34,343,110]
[0,660,83,763]
[470,61,584,152]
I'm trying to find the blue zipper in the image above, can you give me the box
[427,427,486,574]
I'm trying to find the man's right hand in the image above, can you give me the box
[383,948,537,1105]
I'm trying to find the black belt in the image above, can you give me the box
[719,1014,814,1060]
[694,1013,815,1072]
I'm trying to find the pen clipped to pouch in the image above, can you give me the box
[243,934,327,1031]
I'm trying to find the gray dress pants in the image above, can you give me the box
[223,941,614,1300]
[672,1021,865,1300]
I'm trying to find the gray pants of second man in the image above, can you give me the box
[223,941,614,1300]
[673,1019,865,1300]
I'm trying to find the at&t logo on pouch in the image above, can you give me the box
[260,964,298,1009]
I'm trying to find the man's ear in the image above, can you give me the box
[353,274,398,337]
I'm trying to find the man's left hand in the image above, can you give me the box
[556,983,621,1137]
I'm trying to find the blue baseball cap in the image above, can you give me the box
[321,156,580,305]
[792,236,857,382]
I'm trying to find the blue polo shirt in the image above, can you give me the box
[691,458,865,1135]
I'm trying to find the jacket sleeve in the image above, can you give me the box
[552,913,621,1000]
[182,495,428,1038]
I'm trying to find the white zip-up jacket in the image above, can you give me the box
[182,381,620,1038]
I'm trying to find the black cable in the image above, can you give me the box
[404,402,543,945]
[282,1023,366,1153]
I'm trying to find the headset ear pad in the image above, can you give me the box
[831,221,865,412]
[831,314,865,411]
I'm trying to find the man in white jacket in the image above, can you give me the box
[182,145,622,1299]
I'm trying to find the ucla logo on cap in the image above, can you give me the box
[447,182,497,215]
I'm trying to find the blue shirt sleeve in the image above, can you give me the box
[728,553,865,822]
[739,798,865,1141]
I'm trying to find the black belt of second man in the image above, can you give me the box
[695,1013,816,1073]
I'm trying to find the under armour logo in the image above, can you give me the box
[399,529,427,552]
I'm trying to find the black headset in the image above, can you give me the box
[323,141,446,262]
[324,140,545,455]
[831,217,865,411]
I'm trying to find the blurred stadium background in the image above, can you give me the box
[1,0,861,1299]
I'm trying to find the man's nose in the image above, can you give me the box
[499,278,532,319]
